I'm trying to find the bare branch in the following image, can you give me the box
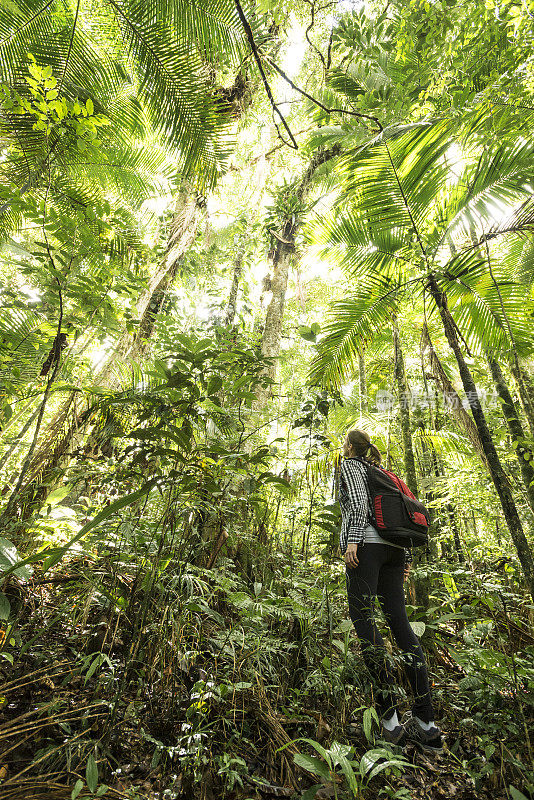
[266,58,383,132]
[233,0,298,149]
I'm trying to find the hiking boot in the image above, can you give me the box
[401,711,444,754]
[380,721,407,747]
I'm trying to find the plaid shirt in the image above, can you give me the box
[339,457,413,565]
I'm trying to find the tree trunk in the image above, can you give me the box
[257,145,341,405]
[357,348,368,413]
[260,221,292,375]
[487,354,534,514]
[5,394,93,529]
[416,429,445,609]
[510,360,534,437]
[392,318,435,608]
[0,406,40,475]
[392,317,418,494]
[3,189,203,528]
[427,273,534,601]
[448,503,466,564]
[421,323,490,472]
[224,231,247,327]
[99,186,204,378]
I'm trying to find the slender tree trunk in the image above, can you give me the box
[510,360,534,437]
[416,431,444,610]
[419,333,465,564]
[257,145,341,405]
[427,273,534,601]
[422,323,490,472]
[0,407,40,475]
[225,232,247,327]
[357,348,368,413]
[487,354,534,513]
[430,441,467,565]
[3,190,203,527]
[392,317,417,493]
[260,223,292,374]
[392,318,434,608]
[99,187,204,378]
[7,395,92,525]
[449,504,466,563]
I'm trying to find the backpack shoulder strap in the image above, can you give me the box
[379,467,417,499]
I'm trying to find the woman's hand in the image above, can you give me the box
[404,563,411,582]
[345,543,359,568]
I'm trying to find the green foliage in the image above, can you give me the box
[308,118,534,386]
[0,535,33,580]
[0,0,256,188]
[0,2,534,799]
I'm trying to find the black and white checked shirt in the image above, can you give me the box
[339,457,413,564]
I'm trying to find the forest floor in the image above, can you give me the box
[1,550,533,800]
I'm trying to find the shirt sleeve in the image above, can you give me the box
[340,459,370,546]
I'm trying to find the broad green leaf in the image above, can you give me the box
[293,753,331,779]
[509,787,529,800]
[443,572,460,599]
[84,653,111,684]
[363,706,379,742]
[296,738,332,764]
[360,746,416,780]
[86,753,98,794]
[409,621,426,637]
[44,485,73,506]
[298,325,317,342]
[0,593,10,620]
[332,750,360,794]
[0,537,33,580]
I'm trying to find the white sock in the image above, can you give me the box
[414,715,435,731]
[382,711,400,731]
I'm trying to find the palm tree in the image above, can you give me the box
[0,0,252,206]
[307,120,534,600]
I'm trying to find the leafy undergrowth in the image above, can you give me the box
[1,548,533,800]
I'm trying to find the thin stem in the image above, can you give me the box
[266,58,383,132]
[233,0,298,149]
[58,0,81,93]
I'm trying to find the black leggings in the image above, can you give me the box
[345,542,435,723]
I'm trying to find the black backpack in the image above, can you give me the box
[353,456,430,548]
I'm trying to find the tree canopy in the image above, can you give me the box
[1,1,534,798]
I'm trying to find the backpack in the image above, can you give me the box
[353,456,430,548]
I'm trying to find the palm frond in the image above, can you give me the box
[308,275,412,388]
[0,302,54,388]
[309,209,412,277]
[438,246,533,356]
[0,0,253,188]
[445,139,534,245]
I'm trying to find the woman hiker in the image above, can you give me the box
[340,428,444,753]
